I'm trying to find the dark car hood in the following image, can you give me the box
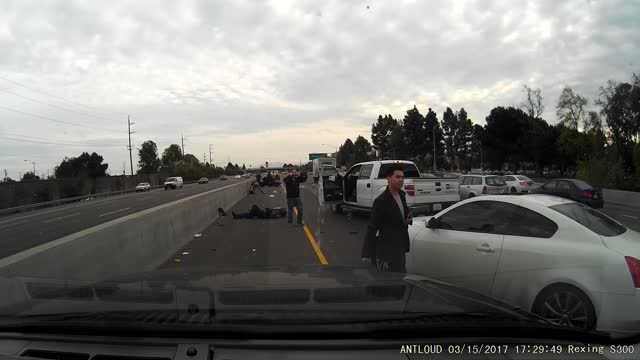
[0,265,540,323]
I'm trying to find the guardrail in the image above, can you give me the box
[0,180,202,217]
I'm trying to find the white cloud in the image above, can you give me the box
[1,0,639,178]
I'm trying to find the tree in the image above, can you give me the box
[440,107,458,169]
[337,138,355,168]
[353,135,373,163]
[597,76,640,170]
[402,106,429,159]
[556,87,588,130]
[521,85,544,119]
[161,144,182,165]
[242,164,246,170]
[183,154,199,164]
[455,108,474,170]
[137,140,160,174]
[389,123,407,160]
[55,152,109,178]
[424,107,445,171]
[483,107,529,170]
[21,172,40,181]
[371,114,399,160]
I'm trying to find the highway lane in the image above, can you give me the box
[0,178,248,259]
[159,180,640,272]
[160,181,368,270]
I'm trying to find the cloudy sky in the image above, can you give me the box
[0,0,638,179]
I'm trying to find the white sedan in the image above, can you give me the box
[406,194,640,337]
[502,174,536,193]
[135,182,151,192]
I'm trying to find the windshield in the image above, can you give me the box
[485,176,506,186]
[1,0,640,343]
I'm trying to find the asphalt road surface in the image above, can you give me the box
[0,178,247,259]
[160,181,640,270]
[160,181,369,270]
[2,177,639,270]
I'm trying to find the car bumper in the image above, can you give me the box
[596,290,640,337]
[588,199,604,208]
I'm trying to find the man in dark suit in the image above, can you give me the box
[361,164,412,272]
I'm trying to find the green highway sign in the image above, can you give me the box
[309,153,328,160]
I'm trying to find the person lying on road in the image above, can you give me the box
[232,205,287,219]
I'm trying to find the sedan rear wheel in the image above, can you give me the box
[532,284,596,330]
[511,187,517,193]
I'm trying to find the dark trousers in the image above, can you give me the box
[376,255,406,273]
[287,197,303,224]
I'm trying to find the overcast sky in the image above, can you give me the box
[1,0,638,179]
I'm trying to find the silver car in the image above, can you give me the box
[459,175,508,198]
[503,174,535,193]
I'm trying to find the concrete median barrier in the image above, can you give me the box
[0,180,251,281]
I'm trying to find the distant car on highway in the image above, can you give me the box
[502,174,535,193]
[135,182,151,192]
[163,177,183,190]
[198,177,209,184]
[234,175,241,179]
[408,194,640,335]
[459,175,507,198]
[219,175,227,180]
[444,172,464,180]
[532,178,603,208]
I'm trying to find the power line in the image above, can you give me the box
[1,136,127,147]
[0,76,128,117]
[0,87,117,122]
[0,105,125,133]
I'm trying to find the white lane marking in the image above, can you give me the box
[98,207,131,217]
[0,191,149,225]
[0,219,29,231]
[137,196,153,201]
[0,180,249,268]
[623,215,639,219]
[42,212,81,224]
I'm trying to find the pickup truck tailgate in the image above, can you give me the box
[404,179,460,206]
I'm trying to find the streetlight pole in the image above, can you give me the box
[321,143,338,157]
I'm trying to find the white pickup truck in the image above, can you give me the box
[318,160,460,215]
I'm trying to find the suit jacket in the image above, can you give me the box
[361,186,411,261]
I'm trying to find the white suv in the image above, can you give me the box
[459,175,507,198]
[164,176,183,190]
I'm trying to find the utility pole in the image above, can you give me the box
[209,144,213,165]
[203,153,206,163]
[3,169,7,182]
[181,134,185,159]
[127,115,135,176]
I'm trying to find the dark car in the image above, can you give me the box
[534,178,604,208]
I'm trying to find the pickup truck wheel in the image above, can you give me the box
[331,204,343,214]
[468,193,475,199]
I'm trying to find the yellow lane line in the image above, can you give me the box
[282,183,328,265]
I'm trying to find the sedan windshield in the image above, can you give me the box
[550,203,627,237]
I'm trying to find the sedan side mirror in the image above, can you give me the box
[426,217,438,229]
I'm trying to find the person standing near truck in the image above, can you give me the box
[361,164,412,272]
[283,169,304,226]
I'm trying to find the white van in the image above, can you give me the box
[164,176,184,190]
